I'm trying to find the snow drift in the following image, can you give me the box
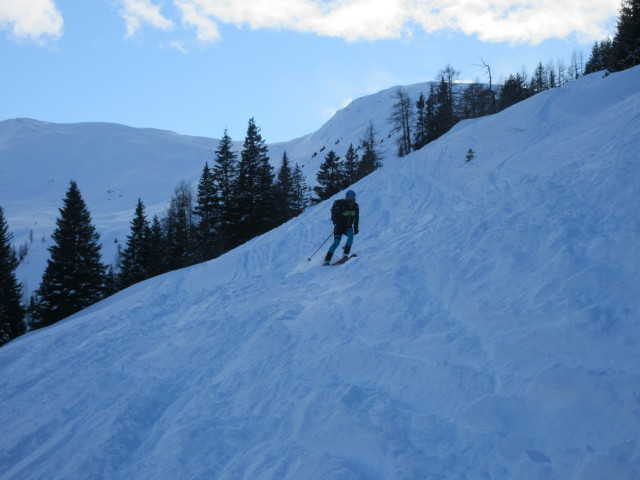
[1,67,639,479]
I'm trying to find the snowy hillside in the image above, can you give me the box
[1,66,640,479]
[0,81,433,295]
[268,80,435,168]
[0,120,218,294]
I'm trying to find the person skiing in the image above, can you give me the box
[323,189,359,265]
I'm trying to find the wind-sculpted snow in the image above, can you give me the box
[1,67,639,479]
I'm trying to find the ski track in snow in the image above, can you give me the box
[1,67,640,479]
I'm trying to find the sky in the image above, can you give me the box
[0,0,620,143]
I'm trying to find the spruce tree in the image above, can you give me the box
[212,129,238,250]
[531,62,549,94]
[460,82,493,119]
[611,0,640,71]
[314,150,344,202]
[118,199,150,288]
[193,162,219,261]
[274,152,295,225]
[585,39,614,74]
[430,71,458,141]
[342,143,360,188]
[358,123,383,178]
[146,215,167,276]
[413,92,429,151]
[235,118,274,242]
[424,85,438,144]
[498,73,529,110]
[0,206,25,345]
[547,62,557,89]
[35,181,106,327]
[103,264,119,297]
[290,163,310,217]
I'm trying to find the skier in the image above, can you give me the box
[323,190,359,265]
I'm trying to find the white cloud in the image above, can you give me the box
[119,0,174,37]
[170,0,619,44]
[168,39,188,52]
[411,0,619,44]
[0,0,63,42]
[174,0,220,42]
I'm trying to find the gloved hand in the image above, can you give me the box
[354,228,359,235]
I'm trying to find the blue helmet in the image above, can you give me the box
[346,190,356,199]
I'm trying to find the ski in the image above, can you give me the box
[331,253,357,266]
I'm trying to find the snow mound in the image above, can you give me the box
[1,67,639,479]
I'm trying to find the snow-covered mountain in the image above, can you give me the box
[0,81,433,295]
[1,67,639,479]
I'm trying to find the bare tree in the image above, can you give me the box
[390,88,414,157]
[557,58,567,86]
[475,58,496,112]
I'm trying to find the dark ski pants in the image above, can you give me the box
[328,228,354,256]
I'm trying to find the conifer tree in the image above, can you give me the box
[274,152,295,225]
[531,62,549,94]
[146,215,167,276]
[424,85,438,144]
[342,143,360,188]
[460,82,494,119]
[35,181,106,327]
[547,62,557,89]
[498,73,529,110]
[193,162,218,260]
[413,92,430,151]
[611,0,640,70]
[118,199,150,288]
[430,69,458,141]
[290,163,310,217]
[358,123,383,178]
[104,265,119,297]
[212,129,238,248]
[235,118,274,242]
[314,150,344,202]
[0,206,25,345]
[585,39,614,74]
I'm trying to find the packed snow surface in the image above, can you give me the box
[1,67,640,479]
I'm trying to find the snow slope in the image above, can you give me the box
[1,67,640,479]
[0,81,434,295]
[0,120,218,294]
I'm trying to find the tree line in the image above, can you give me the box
[0,118,316,341]
[388,56,582,159]
[388,0,639,159]
[584,0,640,74]
[312,122,383,202]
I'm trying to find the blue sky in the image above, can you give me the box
[0,0,619,143]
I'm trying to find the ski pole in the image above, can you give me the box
[307,232,333,261]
